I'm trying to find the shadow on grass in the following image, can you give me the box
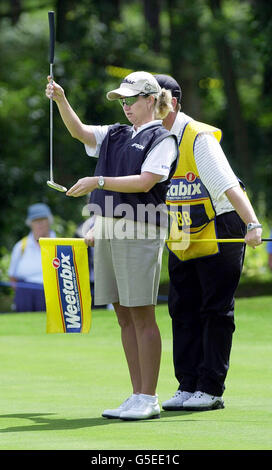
[0,410,200,433]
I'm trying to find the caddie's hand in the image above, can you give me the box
[244,227,262,249]
[45,76,65,102]
[66,177,99,197]
[84,228,95,247]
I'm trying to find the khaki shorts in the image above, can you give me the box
[93,216,167,307]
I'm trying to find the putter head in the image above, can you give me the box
[47,180,67,192]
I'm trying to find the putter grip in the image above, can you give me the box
[48,11,55,64]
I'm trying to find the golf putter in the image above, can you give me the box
[47,11,67,193]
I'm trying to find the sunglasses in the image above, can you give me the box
[119,93,148,107]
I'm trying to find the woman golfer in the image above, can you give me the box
[46,71,179,421]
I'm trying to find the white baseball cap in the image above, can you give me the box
[107,71,161,101]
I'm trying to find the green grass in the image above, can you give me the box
[0,297,272,450]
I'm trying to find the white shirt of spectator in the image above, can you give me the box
[9,231,55,284]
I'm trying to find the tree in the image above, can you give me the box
[0,0,271,252]
[208,0,251,179]
[250,0,272,215]
[166,0,204,116]
[143,0,162,52]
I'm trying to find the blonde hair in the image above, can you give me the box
[154,88,173,119]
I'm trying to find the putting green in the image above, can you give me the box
[0,297,271,450]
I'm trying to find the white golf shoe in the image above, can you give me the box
[102,394,139,419]
[162,390,193,410]
[182,391,224,411]
[120,394,160,421]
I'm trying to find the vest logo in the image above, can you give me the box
[185,172,196,183]
[166,177,208,201]
[131,143,144,150]
[52,257,60,269]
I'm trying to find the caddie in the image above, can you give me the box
[154,74,262,412]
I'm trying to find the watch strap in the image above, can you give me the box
[247,223,262,232]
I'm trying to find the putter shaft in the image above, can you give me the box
[49,63,53,182]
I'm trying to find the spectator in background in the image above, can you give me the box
[8,203,56,312]
[267,229,272,271]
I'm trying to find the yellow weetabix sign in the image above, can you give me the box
[39,238,92,333]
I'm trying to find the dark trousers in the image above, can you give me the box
[14,282,46,312]
[168,211,246,396]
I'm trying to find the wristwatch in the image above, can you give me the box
[247,222,262,232]
[97,176,105,190]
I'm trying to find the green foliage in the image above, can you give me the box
[242,234,271,282]
[0,246,11,282]
[0,1,171,251]
[0,0,271,271]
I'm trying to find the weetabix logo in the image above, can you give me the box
[55,245,83,333]
[166,177,209,202]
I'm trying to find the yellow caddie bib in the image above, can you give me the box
[166,120,222,261]
[39,238,92,333]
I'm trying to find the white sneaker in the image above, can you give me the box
[102,394,139,419]
[120,394,160,421]
[162,390,193,410]
[183,391,224,411]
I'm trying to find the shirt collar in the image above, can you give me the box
[29,230,55,245]
[131,119,162,137]
[29,232,38,244]
[171,112,192,144]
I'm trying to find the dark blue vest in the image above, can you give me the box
[90,123,178,226]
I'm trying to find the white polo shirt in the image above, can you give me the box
[9,231,56,284]
[84,120,178,182]
[171,112,239,215]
